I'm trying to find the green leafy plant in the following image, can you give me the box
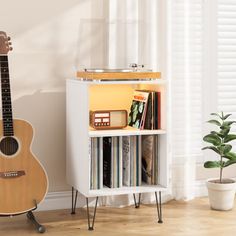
[202,112,236,183]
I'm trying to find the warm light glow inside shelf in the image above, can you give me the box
[89,84,134,112]
[88,82,166,135]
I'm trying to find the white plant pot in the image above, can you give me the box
[206,178,236,211]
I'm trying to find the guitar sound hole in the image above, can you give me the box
[0,137,19,156]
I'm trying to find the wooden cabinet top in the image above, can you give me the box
[76,71,161,80]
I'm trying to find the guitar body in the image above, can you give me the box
[0,119,48,215]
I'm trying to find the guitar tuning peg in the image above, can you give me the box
[8,42,12,45]
[9,47,13,51]
[8,36,11,41]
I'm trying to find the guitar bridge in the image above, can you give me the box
[0,170,25,179]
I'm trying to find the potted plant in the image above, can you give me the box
[202,112,236,210]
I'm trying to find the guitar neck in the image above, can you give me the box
[0,55,14,136]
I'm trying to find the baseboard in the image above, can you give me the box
[37,191,72,211]
[194,180,208,197]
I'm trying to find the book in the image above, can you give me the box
[128,91,150,129]
[135,136,142,186]
[141,135,155,185]
[90,137,101,189]
[144,91,155,130]
[154,92,161,129]
[103,137,112,188]
[132,136,137,186]
[89,138,93,189]
[103,136,123,188]
[130,136,134,186]
[122,136,131,186]
[118,137,123,187]
[112,136,120,188]
[153,135,159,184]
[122,136,142,186]
[157,92,161,129]
[136,90,161,130]
[99,137,103,189]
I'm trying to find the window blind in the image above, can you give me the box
[217,0,236,129]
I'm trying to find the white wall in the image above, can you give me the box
[0,0,109,192]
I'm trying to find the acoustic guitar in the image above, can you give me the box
[0,31,48,215]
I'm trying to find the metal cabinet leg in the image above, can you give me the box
[133,193,141,208]
[155,191,163,223]
[71,187,78,214]
[86,197,98,231]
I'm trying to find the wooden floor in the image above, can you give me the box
[1,197,236,236]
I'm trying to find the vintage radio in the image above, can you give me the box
[90,110,127,129]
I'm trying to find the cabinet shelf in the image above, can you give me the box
[88,184,167,197]
[89,126,166,137]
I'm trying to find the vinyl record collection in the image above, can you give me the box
[90,135,158,190]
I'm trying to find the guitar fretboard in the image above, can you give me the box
[0,55,14,136]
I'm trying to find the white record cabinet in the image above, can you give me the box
[66,71,168,230]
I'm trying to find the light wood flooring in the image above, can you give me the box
[1,197,236,236]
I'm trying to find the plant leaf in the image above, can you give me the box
[210,113,222,119]
[224,159,236,167]
[203,134,221,146]
[224,121,236,126]
[224,134,236,143]
[211,131,224,138]
[207,120,221,126]
[202,146,220,154]
[218,144,232,155]
[223,113,232,120]
[204,161,222,168]
[224,152,236,160]
[220,126,230,136]
[223,144,232,154]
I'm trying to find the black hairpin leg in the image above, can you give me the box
[155,191,163,223]
[133,193,141,208]
[71,187,78,214]
[86,197,98,231]
[27,211,45,233]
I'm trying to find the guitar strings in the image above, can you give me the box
[0,58,16,156]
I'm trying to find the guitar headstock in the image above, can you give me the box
[0,31,13,55]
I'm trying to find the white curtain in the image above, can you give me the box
[101,0,166,206]
[170,0,204,200]
[98,0,204,203]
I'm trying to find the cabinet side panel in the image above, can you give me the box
[66,80,89,195]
